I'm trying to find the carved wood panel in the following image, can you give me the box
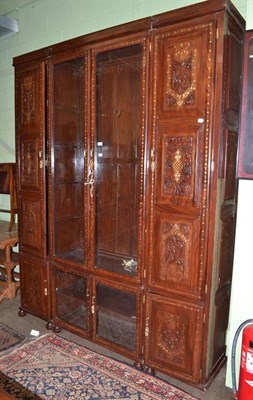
[163,136,193,197]
[155,22,214,118]
[15,64,43,133]
[155,127,204,207]
[20,196,45,256]
[19,137,40,191]
[150,211,201,297]
[20,254,49,319]
[144,294,203,383]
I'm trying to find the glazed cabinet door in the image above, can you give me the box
[47,52,88,268]
[148,22,215,299]
[144,294,204,383]
[92,278,143,360]
[51,267,90,336]
[91,40,148,281]
[15,62,47,258]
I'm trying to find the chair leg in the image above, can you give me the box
[8,212,15,232]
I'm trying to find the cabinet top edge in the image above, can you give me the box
[13,0,245,67]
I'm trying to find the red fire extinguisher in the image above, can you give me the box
[232,320,253,400]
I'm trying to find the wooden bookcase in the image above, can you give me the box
[13,0,245,387]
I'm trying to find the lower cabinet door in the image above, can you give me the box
[144,293,204,384]
[19,253,50,320]
[52,267,90,336]
[93,278,142,359]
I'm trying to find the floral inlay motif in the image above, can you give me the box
[157,312,186,365]
[21,142,37,187]
[160,221,190,282]
[166,41,197,106]
[163,136,193,198]
[21,75,36,125]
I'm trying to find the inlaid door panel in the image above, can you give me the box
[155,125,204,208]
[154,22,215,119]
[144,293,203,383]
[19,194,46,257]
[15,63,44,133]
[18,135,41,192]
[19,253,50,319]
[149,211,201,296]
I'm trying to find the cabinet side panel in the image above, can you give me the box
[207,16,244,376]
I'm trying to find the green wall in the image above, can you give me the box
[0,0,248,165]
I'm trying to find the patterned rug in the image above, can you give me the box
[0,334,199,400]
[0,322,25,353]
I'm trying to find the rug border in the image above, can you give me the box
[0,333,200,400]
[0,322,26,354]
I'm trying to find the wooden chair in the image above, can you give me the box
[0,163,18,231]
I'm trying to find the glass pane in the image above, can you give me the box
[96,283,136,352]
[55,269,87,330]
[52,58,85,263]
[95,45,142,276]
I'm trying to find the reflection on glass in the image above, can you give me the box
[55,269,87,330]
[52,58,85,263]
[96,283,136,352]
[95,45,142,276]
